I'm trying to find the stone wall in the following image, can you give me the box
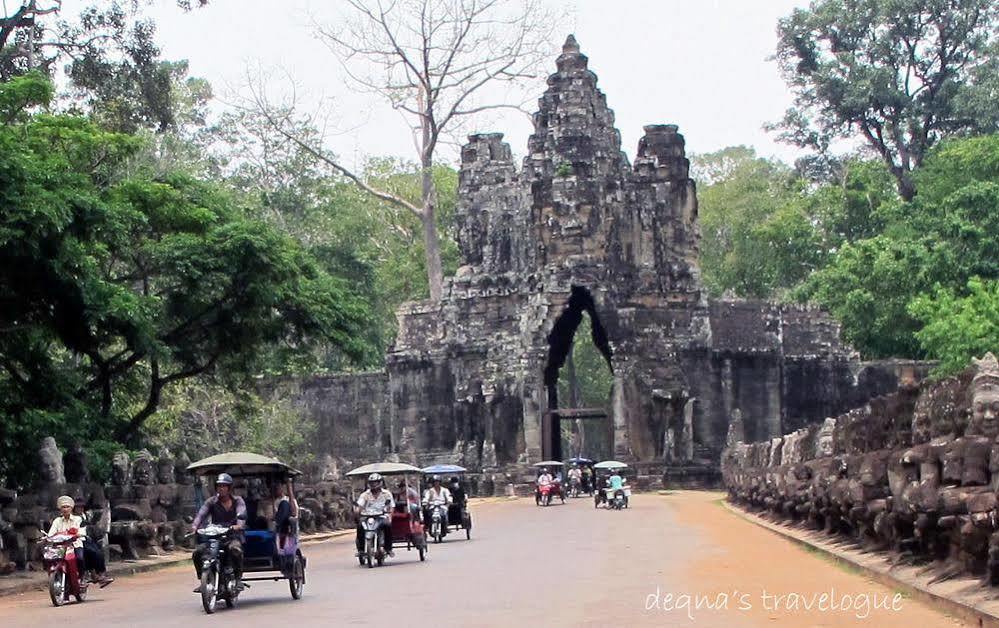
[722,353,999,585]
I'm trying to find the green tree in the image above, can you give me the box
[0,75,369,485]
[773,0,999,200]
[910,277,999,375]
[695,147,826,298]
[796,134,999,358]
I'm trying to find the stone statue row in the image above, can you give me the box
[722,352,999,585]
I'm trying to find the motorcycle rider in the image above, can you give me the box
[47,496,88,579]
[422,475,453,535]
[609,469,625,491]
[567,465,582,494]
[190,473,246,592]
[608,469,625,504]
[536,468,554,502]
[355,473,395,557]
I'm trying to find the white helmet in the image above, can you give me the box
[367,473,383,488]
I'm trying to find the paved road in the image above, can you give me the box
[0,492,968,627]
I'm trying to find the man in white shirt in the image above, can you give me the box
[355,473,395,557]
[422,476,453,534]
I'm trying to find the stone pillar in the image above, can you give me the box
[611,374,631,459]
[766,361,783,439]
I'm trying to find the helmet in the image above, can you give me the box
[367,473,383,487]
[215,473,234,486]
[431,475,441,483]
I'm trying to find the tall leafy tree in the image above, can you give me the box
[0,75,369,484]
[773,0,999,200]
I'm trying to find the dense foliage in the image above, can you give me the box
[695,134,999,371]
[0,74,371,486]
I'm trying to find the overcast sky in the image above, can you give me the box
[147,0,810,168]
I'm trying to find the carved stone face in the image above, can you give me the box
[972,381,999,440]
[815,418,836,457]
[156,453,175,484]
[38,437,65,485]
[132,451,154,486]
[112,452,130,486]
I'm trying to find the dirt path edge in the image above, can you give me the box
[723,500,999,628]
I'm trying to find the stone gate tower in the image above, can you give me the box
[282,37,921,484]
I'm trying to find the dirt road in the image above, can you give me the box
[0,491,968,627]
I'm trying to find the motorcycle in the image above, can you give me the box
[568,477,582,498]
[612,489,626,510]
[603,487,629,510]
[193,524,241,614]
[427,503,448,543]
[359,507,390,568]
[43,533,88,606]
[537,483,555,506]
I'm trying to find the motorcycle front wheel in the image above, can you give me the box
[200,566,218,614]
[48,570,66,607]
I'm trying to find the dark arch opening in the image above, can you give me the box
[543,286,613,460]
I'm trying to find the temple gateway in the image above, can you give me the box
[274,37,923,485]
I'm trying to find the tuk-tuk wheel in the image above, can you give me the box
[465,528,470,540]
[418,545,426,561]
[290,556,304,600]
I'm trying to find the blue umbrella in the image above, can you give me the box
[421,464,468,474]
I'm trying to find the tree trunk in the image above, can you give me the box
[566,346,584,457]
[892,166,916,202]
[421,158,444,301]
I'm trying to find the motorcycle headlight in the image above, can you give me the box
[43,547,64,560]
[366,517,375,525]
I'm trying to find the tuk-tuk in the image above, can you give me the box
[346,462,429,566]
[593,460,630,509]
[533,461,565,506]
[186,452,307,614]
[421,464,472,541]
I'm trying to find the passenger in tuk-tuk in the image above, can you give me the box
[273,480,298,552]
[449,476,467,509]
[395,480,422,519]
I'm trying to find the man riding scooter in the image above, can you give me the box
[355,473,395,557]
[190,473,246,592]
[422,475,453,537]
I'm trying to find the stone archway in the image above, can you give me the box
[542,286,613,460]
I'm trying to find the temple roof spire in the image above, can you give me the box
[556,33,587,72]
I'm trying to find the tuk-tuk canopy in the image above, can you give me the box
[567,457,593,464]
[186,452,302,477]
[532,460,564,467]
[421,464,467,475]
[346,462,422,477]
[594,460,628,470]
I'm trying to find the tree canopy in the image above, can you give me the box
[0,74,370,486]
[773,0,999,200]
